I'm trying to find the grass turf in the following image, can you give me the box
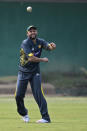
[0,96,87,131]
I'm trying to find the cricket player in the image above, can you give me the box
[15,25,56,123]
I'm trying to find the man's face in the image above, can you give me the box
[27,28,38,39]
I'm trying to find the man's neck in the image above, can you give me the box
[32,39,36,44]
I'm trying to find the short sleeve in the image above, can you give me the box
[20,41,34,58]
[20,41,34,66]
[40,39,50,50]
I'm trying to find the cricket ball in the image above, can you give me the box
[27,6,32,12]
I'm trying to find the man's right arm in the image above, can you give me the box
[28,56,48,63]
[20,41,48,63]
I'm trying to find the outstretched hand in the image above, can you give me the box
[48,42,56,50]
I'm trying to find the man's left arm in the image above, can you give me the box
[40,39,56,51]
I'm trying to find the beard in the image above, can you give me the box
[30,34,37,40]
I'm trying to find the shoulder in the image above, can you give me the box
[37,38,45,42]
[37,38,48,44]
[22,39,28,45]
[21,38,29,47]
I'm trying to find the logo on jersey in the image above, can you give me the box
[36,73,40,76]
[38,45,41,48]
[32,48,34,51]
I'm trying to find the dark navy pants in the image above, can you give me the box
[15,71,50,122]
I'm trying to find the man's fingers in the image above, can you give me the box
[43,57,48,62]
[50,43,56,48]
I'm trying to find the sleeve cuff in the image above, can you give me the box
[48,44,52,48]
[28,53,34,57]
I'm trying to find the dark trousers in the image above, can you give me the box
[15,71,50,122]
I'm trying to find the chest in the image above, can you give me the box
[30,43,42,53]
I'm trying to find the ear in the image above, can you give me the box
[26,31,29,37]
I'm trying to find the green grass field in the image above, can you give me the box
[0,96,87,131]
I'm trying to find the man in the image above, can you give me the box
[15,25,56,123]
